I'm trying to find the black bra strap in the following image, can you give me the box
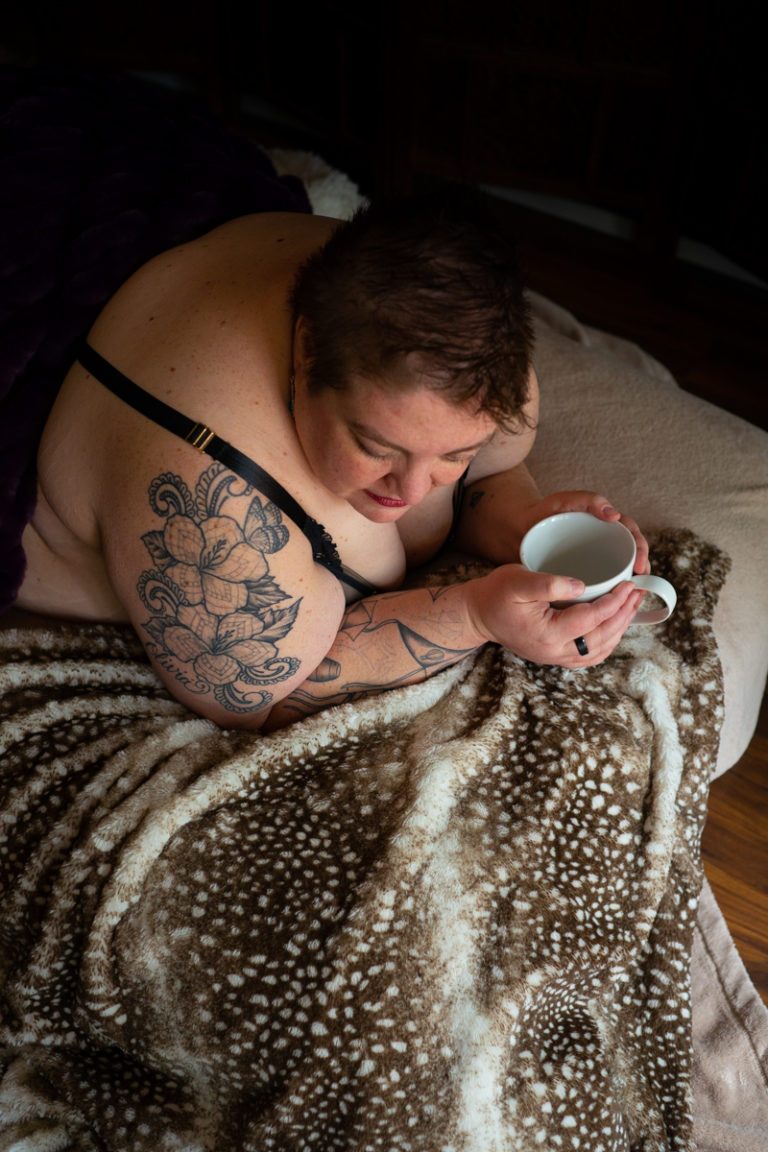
[78,342,374,595]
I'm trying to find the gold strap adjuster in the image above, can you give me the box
[185,423,216,451]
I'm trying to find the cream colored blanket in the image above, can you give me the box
[2,530,761,1151]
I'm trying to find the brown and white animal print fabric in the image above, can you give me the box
[0,530,729,1151]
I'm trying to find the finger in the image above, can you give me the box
[563,587,645,668]
[508,567,585,605]
[593,498,621,521]
[552,580,636,639]
[615,515,650,573]
[589,587,645,652]
[554,492,620,521]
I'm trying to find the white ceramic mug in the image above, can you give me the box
[520,512,676,624]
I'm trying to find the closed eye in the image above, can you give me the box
[357,436,476,467]
[356,439,397,461]
[350,416,495,461]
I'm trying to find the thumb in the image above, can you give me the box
[513,568,585,605]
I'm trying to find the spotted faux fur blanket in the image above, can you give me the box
[0,530,729,1151]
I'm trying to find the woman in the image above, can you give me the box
[14,187,649,730]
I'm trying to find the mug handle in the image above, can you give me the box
[631,574,677,624]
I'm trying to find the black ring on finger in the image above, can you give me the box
[574,636,589,657]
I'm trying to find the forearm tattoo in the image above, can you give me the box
[279,588,476,719]
[137,464,300,713]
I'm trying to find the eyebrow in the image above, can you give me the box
[351,421,495,455]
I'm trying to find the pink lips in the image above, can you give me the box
[364,490,407,508]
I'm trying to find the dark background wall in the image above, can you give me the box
[3,0,766,282]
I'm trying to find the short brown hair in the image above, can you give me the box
[290,185,534,430]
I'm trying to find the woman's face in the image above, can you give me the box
[293,370,498,522]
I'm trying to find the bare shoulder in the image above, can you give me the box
[101,453,346,728]
[81,210,338,358]
[93,211,339,314]
[33,370,349,727]
[29,379,347,729]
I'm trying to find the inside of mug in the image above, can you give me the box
[526,516,634,586]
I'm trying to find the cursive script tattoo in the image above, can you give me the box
[137,464,300,713]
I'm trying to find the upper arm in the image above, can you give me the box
[100,455,345,729]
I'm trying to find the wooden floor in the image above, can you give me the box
[703,693,768,1003]
[489,198,768,1005]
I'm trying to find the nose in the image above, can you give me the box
[387,460,437,506]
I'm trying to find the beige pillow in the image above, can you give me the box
[527,292,768,778]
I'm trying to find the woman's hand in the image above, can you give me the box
[523,491,650,575]
[466,564,646,669]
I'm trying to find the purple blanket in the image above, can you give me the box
[0,70,311,614]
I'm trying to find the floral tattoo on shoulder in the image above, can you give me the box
[137,464,300,713]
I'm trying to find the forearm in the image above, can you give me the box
[452,462,543,565]
[264,530,642,732]
[264,583,486,729]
